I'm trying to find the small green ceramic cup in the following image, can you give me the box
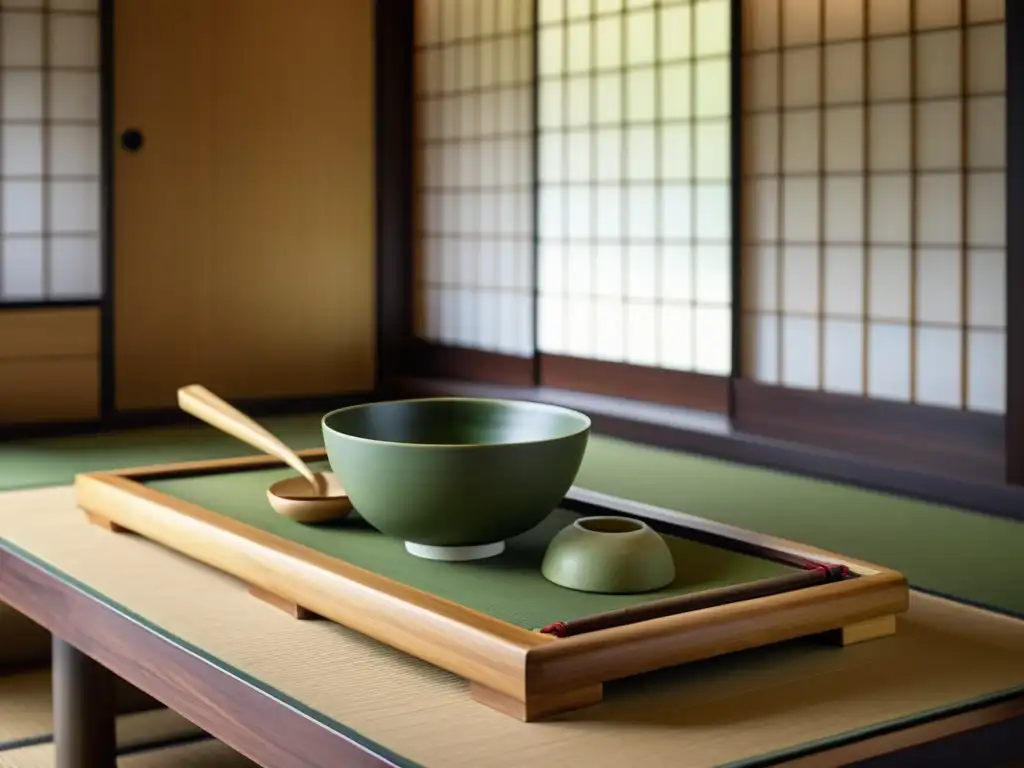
[322,397,591,561]
[541,516,676,594]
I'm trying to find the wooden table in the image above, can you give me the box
[0,484,1022,768]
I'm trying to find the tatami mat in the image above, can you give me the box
[577,437,1024,615]
[0,671,51,744]
[1,485,1023,768]
[0,736,252,768]
[0,637,168,722]
[0,417,323,493]
[1,415,1022,614]
[0,668,203,751]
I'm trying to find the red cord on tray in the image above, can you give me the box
[538,563,851,638]
[802,560,852,579]
[540,621,569,637]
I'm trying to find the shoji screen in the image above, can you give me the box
[741,0,1006,413]
[413,0,535,357]
[536,0,733,375]
[0,0,101,303]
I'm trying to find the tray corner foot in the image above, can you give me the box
[83,511,130,534]
[833,614,898,646]
[248,585,322,621]
[470,682,603,722]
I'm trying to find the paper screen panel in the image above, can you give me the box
[0,1,101,302]
[413,0,535,356]
[535,0,733,375]
[740,0,1006,414]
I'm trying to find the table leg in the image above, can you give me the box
[52,636,117,768]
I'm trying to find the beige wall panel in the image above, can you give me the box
[0,308,99,359]
[0,308,100,424]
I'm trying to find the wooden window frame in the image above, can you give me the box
[378,0,1024,522]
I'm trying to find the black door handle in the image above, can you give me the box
[120,128,144,152]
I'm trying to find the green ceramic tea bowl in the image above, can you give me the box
[321,397,591,561]
[541,516,676,594]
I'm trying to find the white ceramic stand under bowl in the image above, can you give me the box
[404,541,506,561]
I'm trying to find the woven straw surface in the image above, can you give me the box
[1,486,1022,768]
[0,735,251,768]
[0,678,203,760]
[0,671,51,743]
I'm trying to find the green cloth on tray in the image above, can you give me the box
[148,463,796,630]
[2,413,1022,615]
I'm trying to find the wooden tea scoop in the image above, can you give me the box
[177,384,352,524]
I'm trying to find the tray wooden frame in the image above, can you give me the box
[75,450,910,721]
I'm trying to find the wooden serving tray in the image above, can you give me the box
[75,451,910,721]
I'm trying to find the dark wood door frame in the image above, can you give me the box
[1005,0,1024,486]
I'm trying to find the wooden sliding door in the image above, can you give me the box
[114,0,375,411]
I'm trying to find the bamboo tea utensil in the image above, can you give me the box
[177,384,352,523]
